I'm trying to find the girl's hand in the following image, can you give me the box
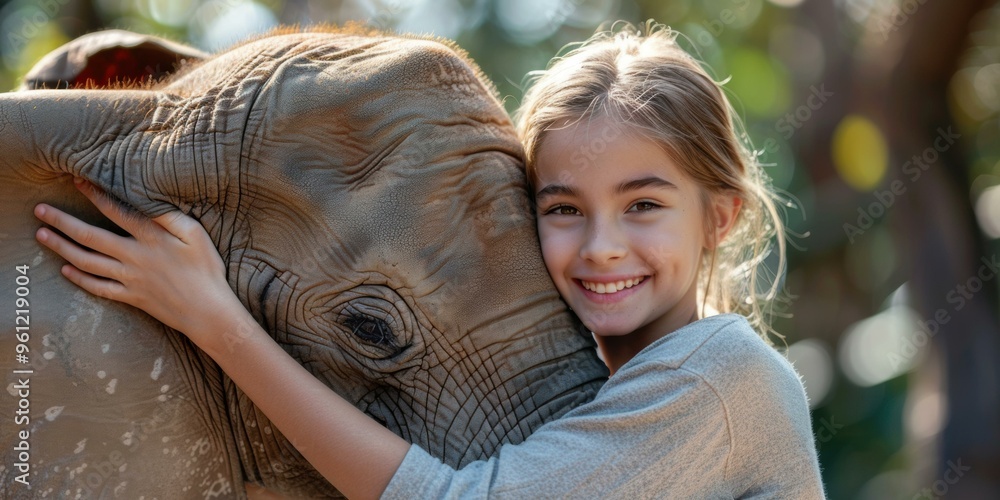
[34,178,244,350]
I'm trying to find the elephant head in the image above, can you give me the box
[0,27,607,498]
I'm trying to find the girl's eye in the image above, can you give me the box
[629,201,661,212]
[544,205,580,216]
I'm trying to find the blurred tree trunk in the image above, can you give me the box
[875,0,1000,497]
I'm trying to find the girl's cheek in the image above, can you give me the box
[540,239,566,270]
[537,223,561,251]
[539,230,574,278]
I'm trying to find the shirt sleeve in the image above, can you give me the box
[719,343,827,499]
[380,359,735,499]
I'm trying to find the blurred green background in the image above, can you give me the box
[2,0,998,498]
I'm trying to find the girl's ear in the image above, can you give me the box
[706,192,742,250]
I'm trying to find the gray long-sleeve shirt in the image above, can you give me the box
[382,313,826,499]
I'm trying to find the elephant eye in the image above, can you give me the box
[319,287,417,365]
[341,313,397,349]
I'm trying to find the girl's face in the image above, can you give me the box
[533,117,736,342]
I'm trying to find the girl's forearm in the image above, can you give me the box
[197,303,410,500]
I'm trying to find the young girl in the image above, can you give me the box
[34,22,825,498]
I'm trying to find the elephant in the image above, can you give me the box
[0,26,608,498]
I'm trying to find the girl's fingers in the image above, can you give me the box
[59,264,129,303]
[76,179,203,247]
[33,202,128,258]
[36,227,124,281]
[152,210,208,246]
[74,178,151,239]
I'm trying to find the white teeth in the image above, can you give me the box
[581,276,645,294]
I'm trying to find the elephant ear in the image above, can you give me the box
[19,29,207,90]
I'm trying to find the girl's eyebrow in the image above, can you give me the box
[535,184,576,200]
[615,176,678,194]
[535,176,677,200]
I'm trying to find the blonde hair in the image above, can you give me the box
[515,20,789,344]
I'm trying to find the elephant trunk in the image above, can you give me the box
[367,316,608,469]
[456,341,606,464]
[487,329,605,453]
[0,89,221,219]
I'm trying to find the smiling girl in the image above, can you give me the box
[34,21,825,498]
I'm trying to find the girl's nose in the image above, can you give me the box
[579,218,628,264]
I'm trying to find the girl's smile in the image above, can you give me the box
[575,275,648,303]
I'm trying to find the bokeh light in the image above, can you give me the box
[397,0,468,39]
[832,114,889,192]
[951,66,994,123]
[495,0,571,45]
[838,302,923,387]
[190,0,278,51]
[726,47,791,118]
[905,388,946,441]
[975,183,1000,238]
[786,338,835,408]
[142,0,196,27]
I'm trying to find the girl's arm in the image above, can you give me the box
[34,178,408,500]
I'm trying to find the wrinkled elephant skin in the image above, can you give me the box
[0,27,607,498]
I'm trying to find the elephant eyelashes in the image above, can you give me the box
[325,288,416,363]
[341,313,397,349]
